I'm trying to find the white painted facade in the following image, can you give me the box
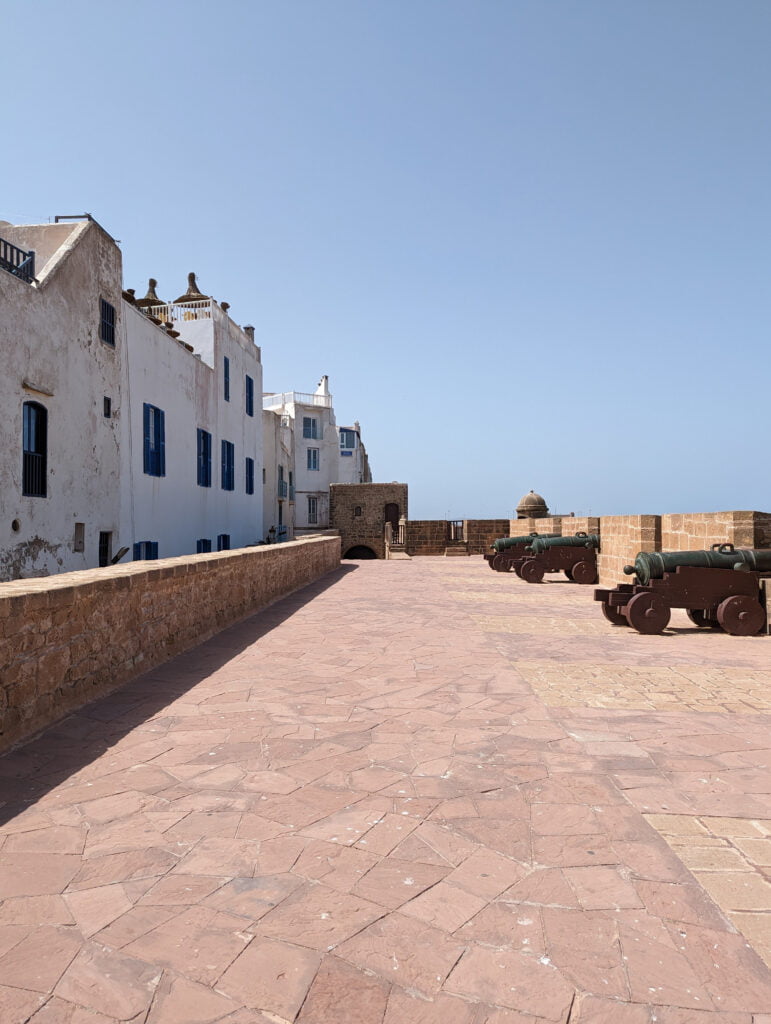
[262,377,372,531]
[0,219,124,579]
[0,217,263,580]
[120,293,263,559]
[262,409,295,544]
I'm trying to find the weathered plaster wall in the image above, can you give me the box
[0,535,340,754]
[0,221,124,580]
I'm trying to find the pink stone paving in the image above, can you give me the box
[1,558,771,1022]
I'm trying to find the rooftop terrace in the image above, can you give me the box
[0,558,769,1021]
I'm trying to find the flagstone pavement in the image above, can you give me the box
[1,557,770,1024]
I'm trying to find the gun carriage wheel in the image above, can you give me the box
[716,595,765,636]
[625,591,671,635]
[571,560,598,585]
[601,603,627,626]
[520,559,545,584]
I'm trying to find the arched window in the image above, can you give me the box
[22,402,47,497]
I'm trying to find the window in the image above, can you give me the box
[245,457,255,495]
[98,531,112,566]
[197,428,212,487]
[221,440,235,490]
[262,467,266,484]
[22,401,47,497]
[288,470,294,500]
[217,533,230,551]
[103,396,111,418]
[100,299,116,346]
[354,506,362,517]
[339,428,357,449]
[196,538,212,553]
[303,416,318,439]
[142,404,165,477]
[133,541,158,560]
[307,447,319,471]
[307,496,318,525]
[73,522,85,553]
[245,375,254,416]
[223,356,230,401]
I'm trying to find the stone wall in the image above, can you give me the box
[0,536,340,754]
[464,520,511,555]
[661,511,771,552]
[597,515,662,585]
[508,516,564,538]
[329,483,408,559]
[405,521,448,556]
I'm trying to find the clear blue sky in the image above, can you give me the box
[4,1,770,519]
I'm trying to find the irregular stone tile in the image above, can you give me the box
[635,880,729,929]
[67,849,179,890]
[666,921,771,1013]
[0,853,81,898]
[146,974,241,1023]
[27,996,119,1023]
[0,985,47,1023]
[571,994,651,1022]
[138,873,228,906]
[296,954,391,1022]
[443,945,574,1020]
[353,858,448,910]
[55,943,161,1019]
[337,913,465,995]
[456,901,546,954]
[93,906,180,948]
[617,918,713,1010]
[253,835,308,874]
[64,884,134,938]
[532,833,618,868]
[123,906,251,984]
[399,880,487,932]
[256,882,384,950]
[563,867,642,910]
[218,937,320,1018]
[501,868,580,908]
[611,841,692,882]
[355,813,421,855]
[0,925,82,992]
[204,874,304,922]
[444,848,527,900]
[382,988,478,1023]
[171,838,259,877]
[3,826,87,855]
[541,907,628,999]
[293,839,379,891]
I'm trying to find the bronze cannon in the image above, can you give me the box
[512,533,600,584]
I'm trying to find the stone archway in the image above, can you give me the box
[343,545,378,560]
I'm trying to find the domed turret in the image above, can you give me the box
[516,490,549,519]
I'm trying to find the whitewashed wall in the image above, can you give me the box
[0,220,124,579]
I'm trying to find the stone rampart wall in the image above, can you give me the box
[0,536,340,754]
[464,520,511,555]
[405,521,448,556]
[597,515,662,585]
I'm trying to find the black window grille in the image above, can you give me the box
[100,299,116,346]
[22,401,47,497]
[98,531,112,566]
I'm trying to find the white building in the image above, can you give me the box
[0,216,263,580]
[263,376,371,531]
[262,407,295,543]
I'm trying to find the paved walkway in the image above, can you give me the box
[1,558,770,1023]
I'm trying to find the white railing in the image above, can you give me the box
[145,299,213,323]
[263,391,333,410]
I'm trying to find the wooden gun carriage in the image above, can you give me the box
[594,544,771,635]
[484,533,558,572]
[511,532,600,585]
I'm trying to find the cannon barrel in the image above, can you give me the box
[624,545,771,586]
[491,533,556,552]
[527,532,599,555]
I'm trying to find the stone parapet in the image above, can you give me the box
[0,535,340,753]
[597,515,661,585]
[464,520,511,555]
[509,516,564,538]
[661,510,771,552]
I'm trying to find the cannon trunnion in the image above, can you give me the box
[594,544,771,635]
[512,532,600,585]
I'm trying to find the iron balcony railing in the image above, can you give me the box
[145,299,213,322]
[278,480,288,498]
[447,520,465,543]
[0,237,35,283]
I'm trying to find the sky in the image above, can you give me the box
[3,0,770,520]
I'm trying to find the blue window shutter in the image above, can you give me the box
[142,404,151,474]
[221,440,227,489]
[152,542,159,559]
[158,410,166,477]
[206,433,212,486]
[133,542,141,560]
